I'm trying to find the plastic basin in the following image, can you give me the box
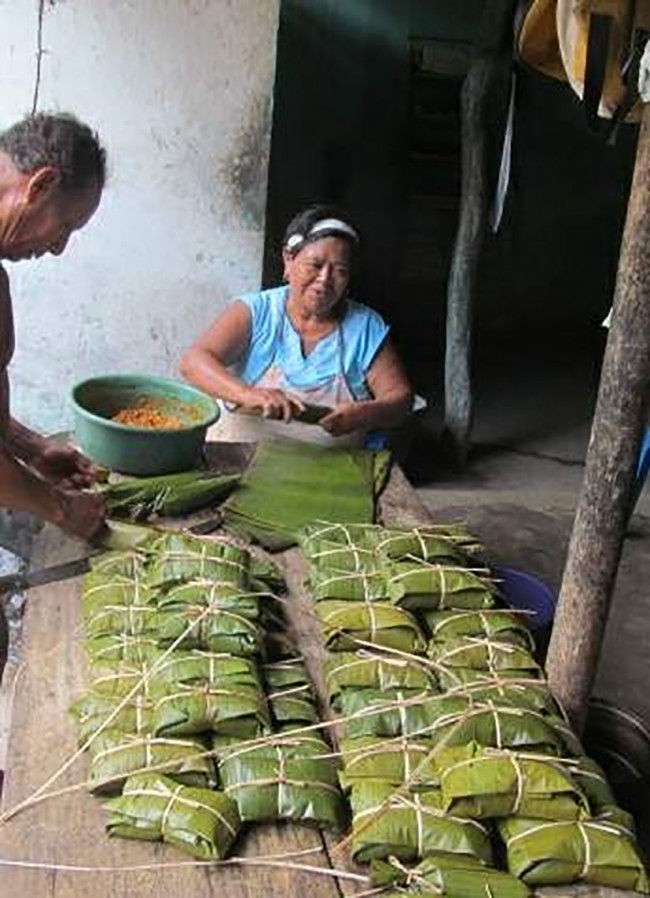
[71,374,220,475]
[492,565,557,632]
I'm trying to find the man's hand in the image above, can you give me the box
[239,387,306,423]
[54,489,106,541]
[30,442,100,489]
[319,403,369,437]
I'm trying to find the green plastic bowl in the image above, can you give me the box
[71,374,220,475]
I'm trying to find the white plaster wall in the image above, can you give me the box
[0,0,280,433]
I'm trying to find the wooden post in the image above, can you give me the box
[546,104,650,733]
[443,0,516,464]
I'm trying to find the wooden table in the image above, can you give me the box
[0,456,638,898]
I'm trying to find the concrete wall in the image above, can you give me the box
[0,0,280,433]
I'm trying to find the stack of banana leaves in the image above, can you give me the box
[221,438,391,551]
[69,527,346,859]
[299,519,649,895]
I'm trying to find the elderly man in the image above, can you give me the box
[0,113,106,540]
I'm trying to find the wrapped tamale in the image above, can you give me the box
[84,603,159,641]
[155,579,263,619]
[153,680,270,738]
[90,660,153,698]
[70,692,154,745]
[90,549,148,579]
[339,735,437,789]
[154,604,263,657]
[424,609,534,650]
[82,572,154,617]
[147,533,249,589]
[350,780,493,864]
[325,650,437,704]
[386,561,498,611]
[370,855,531,898]
[316,601,425,653]
[428,636,541,677]
[306,541,381,573]
[338,689,454,740]
[85,634,161,664]
[425,701,581,757]
[89,729,216,793]
[571,756,637,831]
[219,734,347,831]
[443,677,558,716]
[104,772,240,859]
[310,567,388,602]
[300,521,481,558]
[147,650,261,691]
[434,744,590,820]
[499,817,649,891]
[264,659,319,725]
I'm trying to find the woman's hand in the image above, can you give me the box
[240,387,306,423]
[30,441,100,489]
[319,402,369,437]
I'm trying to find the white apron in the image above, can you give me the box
[209,307,365,447]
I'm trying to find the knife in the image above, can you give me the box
[0,514,224,594]
[0,556,93,593]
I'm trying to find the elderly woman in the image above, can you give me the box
[181,206,413,445]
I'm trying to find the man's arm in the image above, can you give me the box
[7,417,47,463]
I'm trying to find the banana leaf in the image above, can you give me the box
[250,554,286,594]
[338,691,580,755]
[325,650,438,703]
[84,603,160,641]
[306,541,382,574]
[436,666,546,692]
[423,610,534,650]
[155,579,263,619]
[310,567,388,602]
[90,548,148,579]
[350,780,492,865]
[147,533,250,589]
[570,756,637,832]
[103,470,240,520]
[426,702,581,756]
[339,735,437,789]
[427,637,541,677]
[82,572,154,616]
[316,601,426,653]
[300,522,482,558]
[264,659,319,725]
[86,634,161,664]
[370,856,531,898]
[434,743,589,820]
[97,520,160,552]
[89,729,216,793]
[499,817,649,891]
[222,439,390,551]
[90,660,153,698]
[147,650,261,691]
[154,604,263,657]
[375,531,476,565]
[218,734,347,831]
[442,679,559,717]
[386,561,498,611]
[153,681,270,738]
[104,772,240,859]
[69,691,154,745]
[338,689,454,740]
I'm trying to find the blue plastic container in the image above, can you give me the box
[492,565,557,631]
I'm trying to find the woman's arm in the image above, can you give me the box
[320,339,413,437]
[180,301,305,421]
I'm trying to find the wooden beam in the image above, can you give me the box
[546,105,650,733]
[443,0,516,464]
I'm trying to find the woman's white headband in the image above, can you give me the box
[285,218,359,251]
